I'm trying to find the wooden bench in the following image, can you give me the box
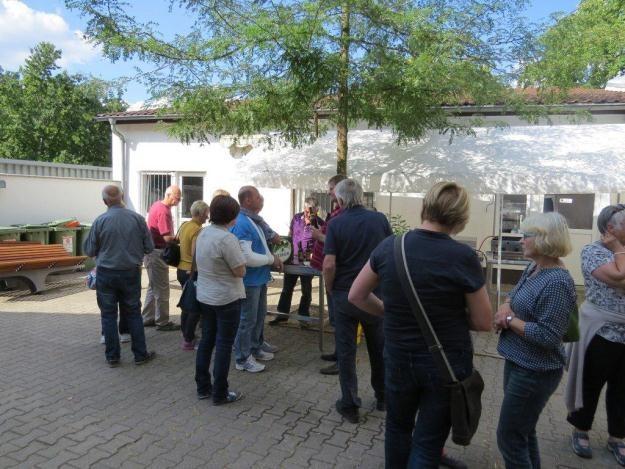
[0,242,88,293]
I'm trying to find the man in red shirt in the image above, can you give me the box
[310,174,346,375]
[142,185,182,331]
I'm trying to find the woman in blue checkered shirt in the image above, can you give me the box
[494,212,576,469]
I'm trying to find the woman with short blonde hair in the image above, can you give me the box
[495,212,576,468]
[348,181,492,467]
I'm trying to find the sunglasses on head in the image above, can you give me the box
[608,204,625,222]
[520,232,537,239]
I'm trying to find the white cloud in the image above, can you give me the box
[0,0,100,70]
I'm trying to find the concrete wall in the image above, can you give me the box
[0,174,119,225]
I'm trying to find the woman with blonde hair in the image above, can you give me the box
[349,181,492,467]
[494,212,576,468]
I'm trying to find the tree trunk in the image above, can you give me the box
[336,4,350,177]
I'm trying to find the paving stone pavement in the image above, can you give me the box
[0,271,619,468]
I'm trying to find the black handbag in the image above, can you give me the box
[393,234,484,447]
[563,303,580,343]
[177,271,201,314]
[161,222,186,267]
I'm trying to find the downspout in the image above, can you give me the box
[108,118,128,202]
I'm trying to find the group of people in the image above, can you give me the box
[84,177,625,468]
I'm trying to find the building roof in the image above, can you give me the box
[97,87,625,123]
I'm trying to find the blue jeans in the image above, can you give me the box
[195,300,241,401]
[96,267,149,362]
[333,290,385,410]
[235,285,267,364]
[497,361,563,469]
[384,347,473,469]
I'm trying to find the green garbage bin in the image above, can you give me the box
[48,227,80,255]
[0,226,23,242]
[20,224,50,244]
[76,224,92,256]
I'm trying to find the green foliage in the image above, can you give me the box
[521,0,625,88]
[0,42,125,166]
[67,0,536,169]
[388,213,411,235]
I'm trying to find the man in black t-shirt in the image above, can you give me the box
[322,179,392,424]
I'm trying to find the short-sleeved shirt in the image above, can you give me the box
[231,213,271,287]
[147,201,173,248]
[581,241,625,344]
[196,224,246,305]
[177,220,203,271]
[498,264,576,371]
[324,206,392,292]
[370,230,484,354]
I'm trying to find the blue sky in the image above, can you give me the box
[0,0,581,104]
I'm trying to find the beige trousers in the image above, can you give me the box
[141,249,170,326]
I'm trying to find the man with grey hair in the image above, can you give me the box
[323,178,392,423]
[84,185,156,367]
[142,185,182,331]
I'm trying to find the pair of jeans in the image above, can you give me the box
[497,361,563,469]
[195,300,241,401]
[100,313,128,336]
[277,273,312,317]
[177,269,201,342]
[384,346,473,468]
[333,290,384,411]
[96,266,149,362]
[234,285,267,364]
[567,334,625,438]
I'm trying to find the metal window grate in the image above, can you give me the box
[141,173,171,215]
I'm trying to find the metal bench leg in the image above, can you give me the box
[23,270,49,293]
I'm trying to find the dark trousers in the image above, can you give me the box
[195,300,241,402]
[567,334,625,438]
[96,266,149,362]
[384,347,473,469]
[177,269,201,342]
[497,361,563,469]
[101,312,128,335]
[333,290,384,410]
[277,273,313,316]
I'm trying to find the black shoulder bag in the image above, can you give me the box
[176,235,201,314]
[161,222,186,267]
[393,234,484,446]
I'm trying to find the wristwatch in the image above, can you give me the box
[505,315,514,328]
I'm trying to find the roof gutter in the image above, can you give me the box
[108,118,128,201]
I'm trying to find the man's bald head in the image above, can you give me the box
[102,185,123,207]
[238,185,262,212]
[163,185,182,207]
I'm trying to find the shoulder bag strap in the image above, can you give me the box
[393,233,458,384]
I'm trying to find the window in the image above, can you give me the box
[502,195,528,233]
[544,193,595,230]
[180,176,204,218]
[141,173,171,215]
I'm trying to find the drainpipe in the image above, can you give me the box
[108,118,127,201]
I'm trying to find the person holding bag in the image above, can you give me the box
[349,181,492,468]
[494,212,576,469]
[194,195,246,405]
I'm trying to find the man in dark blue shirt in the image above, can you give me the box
[85,185,156,367]
[323,179,392,423]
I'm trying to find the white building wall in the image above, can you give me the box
[116,123,292,234]
[0,174,119,225]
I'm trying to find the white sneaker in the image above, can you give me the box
[120,333,131,343]
[253,350,274,361]
[100,335,105,344]
[235,355,266,373]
